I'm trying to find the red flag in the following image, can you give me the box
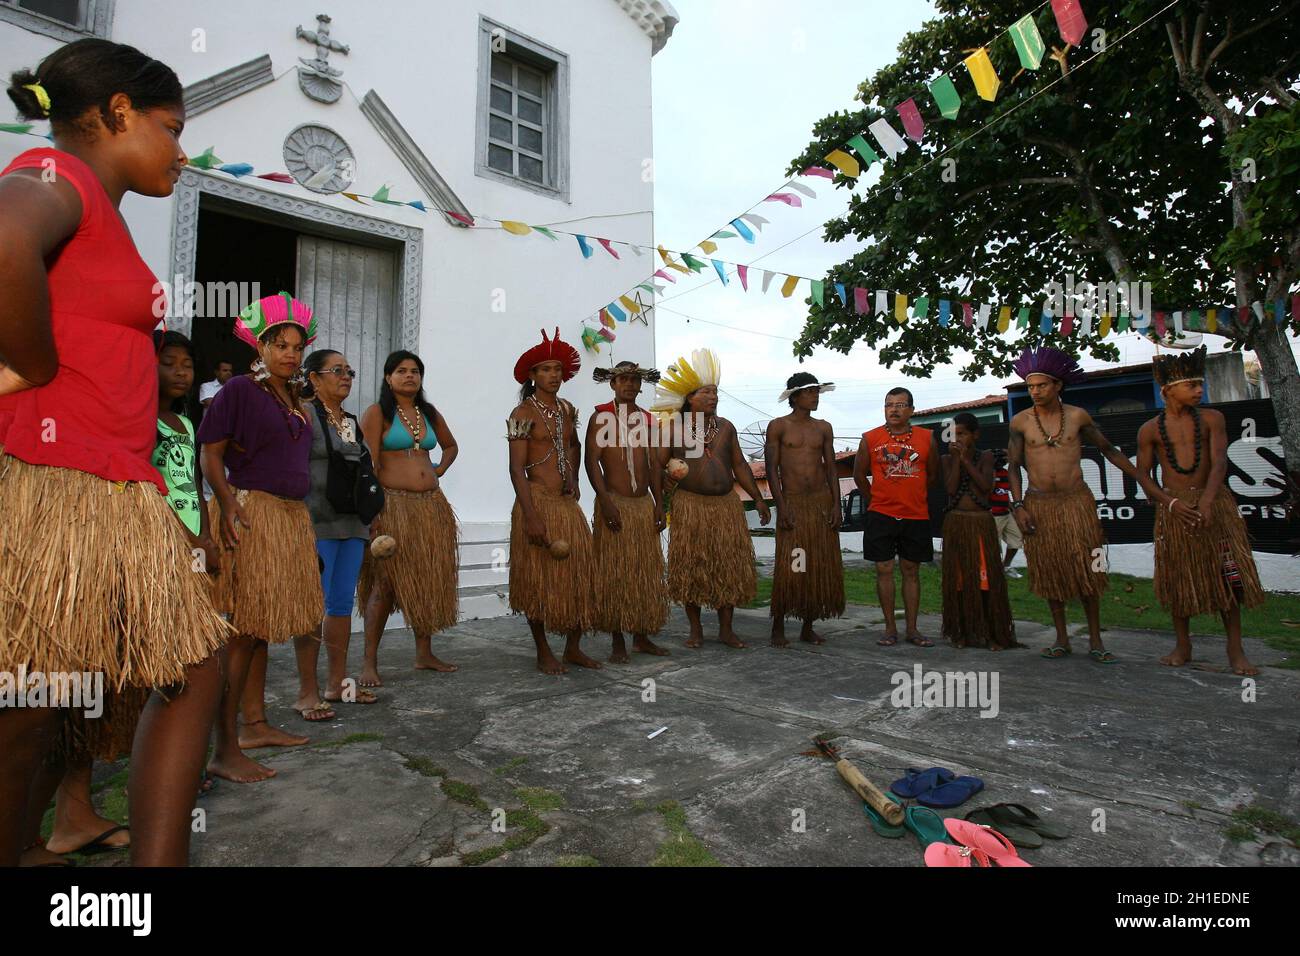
[896,98,925,143]
[962,302,973,328]
[854,288,869,314]
[738,265,749,291]
[447,211,475,226]
[597,238,620,259]
[1237,306,1251,327]
[1051,0,1088,47]
[256,172,295,183]
[1153,311,1167,336]
[1061,313,1075,336]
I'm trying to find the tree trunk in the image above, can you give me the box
[1249,323,1300,479]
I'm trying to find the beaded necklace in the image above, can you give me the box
[257,377,307,440]
[1158,405,1202,475]
[1032,401,1066,447]
[527,396,570,479]
[316,398,355,444]
[395,401,424,447]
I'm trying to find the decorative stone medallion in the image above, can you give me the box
[283,124,355,194]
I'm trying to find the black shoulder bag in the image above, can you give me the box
[313,401,385,524]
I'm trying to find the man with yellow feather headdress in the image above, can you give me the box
[652,349,770,649]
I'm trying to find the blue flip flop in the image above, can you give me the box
[889,767,956,799]
[917,775,986,809]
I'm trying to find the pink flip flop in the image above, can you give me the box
[924,842,990,867]
[944,818,1033,867]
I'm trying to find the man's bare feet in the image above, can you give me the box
[240,719,309,749]
[1160,644,1192,667]
[770,624,789,648]
[563,647,603,670]
[537,650,568,675]
[719,628,748,649]
[19,844,71,866]
[684,627,705,649]
[207,751,277,783]
[1228,652,1259,676]
[609,634,630,664]
[360,667,383,688]
[46,817,130,855]
[415,653,458,673]
[799,626,826,645]
[632,635,670,657]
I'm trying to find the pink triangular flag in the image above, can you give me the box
[597,238,621,259]
[653,269,677,284]
[738,265,749,291]
[854,288,869,314]
[962,302,974,328]
[1051,0,1088,47]
[447,211,475,226]
[802,166,834,179]
[896,98,925,143]
[765,192,803,207]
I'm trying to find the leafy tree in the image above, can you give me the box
[789,0,1300,476]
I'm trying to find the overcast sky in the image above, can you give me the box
[647,0,1275,452]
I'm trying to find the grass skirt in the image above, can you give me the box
[667,489,757,609]
[509,487,596,635]
[358,487,459,635]
[591,492,668,634]
[771,489,845,620]
[207,489,323,642]
[1154,488,1265,618]
[51,685,153,764]
[1023,486,1109,601]
[941,510,1015,649]
[0,455,229,692]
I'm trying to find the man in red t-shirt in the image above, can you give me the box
[853,387,941,647]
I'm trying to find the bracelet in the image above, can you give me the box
[1011,500,1026,511]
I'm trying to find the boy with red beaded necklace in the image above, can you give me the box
[1137,346,1263,675]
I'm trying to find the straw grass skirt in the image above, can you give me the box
[1154,488,1265,618]
[509,486,596,635]
[0,455,229,694]
[771,488,845,621]
[941,509,1015,649]
[667,489,757,609]
[1023,486,1109,601]
[51,685,153,764]
[591,492,668,635]
[207,488,323,642]
[358,487,459,635]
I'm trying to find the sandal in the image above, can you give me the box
[292,701,337,722]
[916,775,985,809]
[925,842,990,867]
[944,819,1032,867]
[323,688,379,705]
[890,767,956,799]
[968,803,1068,841]
[863,794,906,839]
[877,634,900,646]
[964,808,1043,848]
[1089,648,1119,664]
[1041,645,1071,659]
[905,635,935,648]
[902,805,951,850]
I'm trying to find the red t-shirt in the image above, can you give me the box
[863,424,931,520]
[0,148,166,493]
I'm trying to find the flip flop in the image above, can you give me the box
[1089,649,1119,664]
[925,842,988,867]
[964,808,1043,848]
[863,794,906,838]
[944,819,1032,867]
[69,824,130,856]
[890,766,955,799]
[877,634,900,646]
[903,805,951,850]
[323,688,379,705]
[917,775,985,809]
[1041,645,1071,659]
[293,701,337,722]
[972,803,1069,840]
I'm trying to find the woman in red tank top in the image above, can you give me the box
[0,40,228,867]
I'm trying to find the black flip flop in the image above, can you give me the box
[70,824,130,856]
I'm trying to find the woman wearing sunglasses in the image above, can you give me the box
[358,350,461,686]
[294,350,377,717]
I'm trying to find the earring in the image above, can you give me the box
[289,369,306,388]
[252,358,270,382]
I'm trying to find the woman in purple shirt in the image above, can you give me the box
[198,293,325,783]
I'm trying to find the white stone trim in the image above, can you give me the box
[181,55,274,118]
[612,0,679,54]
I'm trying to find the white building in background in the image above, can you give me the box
[1,0,678,620]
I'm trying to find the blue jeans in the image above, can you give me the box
[317,537,366,618]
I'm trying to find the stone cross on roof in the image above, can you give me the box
[295,13,350,103]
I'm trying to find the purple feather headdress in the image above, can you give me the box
[1013,346,1086,385]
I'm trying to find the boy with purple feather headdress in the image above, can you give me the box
[1005,347,1189,663]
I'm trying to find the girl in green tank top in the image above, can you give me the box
[153,332,218,570]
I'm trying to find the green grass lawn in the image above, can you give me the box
[749,563,1300,667]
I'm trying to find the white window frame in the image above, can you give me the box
[475,17,569,203]
[0,0,115,43]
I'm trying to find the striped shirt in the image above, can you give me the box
[989,455,1012,515]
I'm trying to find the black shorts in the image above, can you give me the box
[862,511,934,564]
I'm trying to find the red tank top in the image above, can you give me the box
[0,148,166,493]
[863,424,931,520]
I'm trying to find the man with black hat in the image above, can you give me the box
[765,372,845,646]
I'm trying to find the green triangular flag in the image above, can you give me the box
[845,134,880,167]
[712,230,737,239]
[680,253,707,273]
[189,147,222,170]
[913,296,930,320]
[1117,311,1131,332]
[1017,307,1030,329]
[637,283,655,293]
[1009,14,1046,70]
[811,280,825,307]
[0,123,34,135]
[1186,309,1201,330]
[928,75,961,120]
[532,226,558,240]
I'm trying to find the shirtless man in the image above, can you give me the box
[765,372,844,647]
[1007,346,1192,663]
[507,329,600,675]
[585,361,671,662]
[654,350,771,649]
[1138,346,1263,675]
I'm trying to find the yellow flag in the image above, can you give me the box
[964,48,1000,101]
[781,275,800,298]
[895,293,908,323]
[998,306,1011,333]
[659,245,690,273]
[824,149,861,179]
[501,220,532,236]
[619,295,641,314]
[698,240,718,255]
[1100,314,1112,337]
[1206,308,1218,333]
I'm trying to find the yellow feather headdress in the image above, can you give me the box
[650,349,721,418]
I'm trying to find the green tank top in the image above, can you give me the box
[152,415,202,536]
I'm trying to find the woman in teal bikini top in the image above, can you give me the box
[381,409,439,453]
